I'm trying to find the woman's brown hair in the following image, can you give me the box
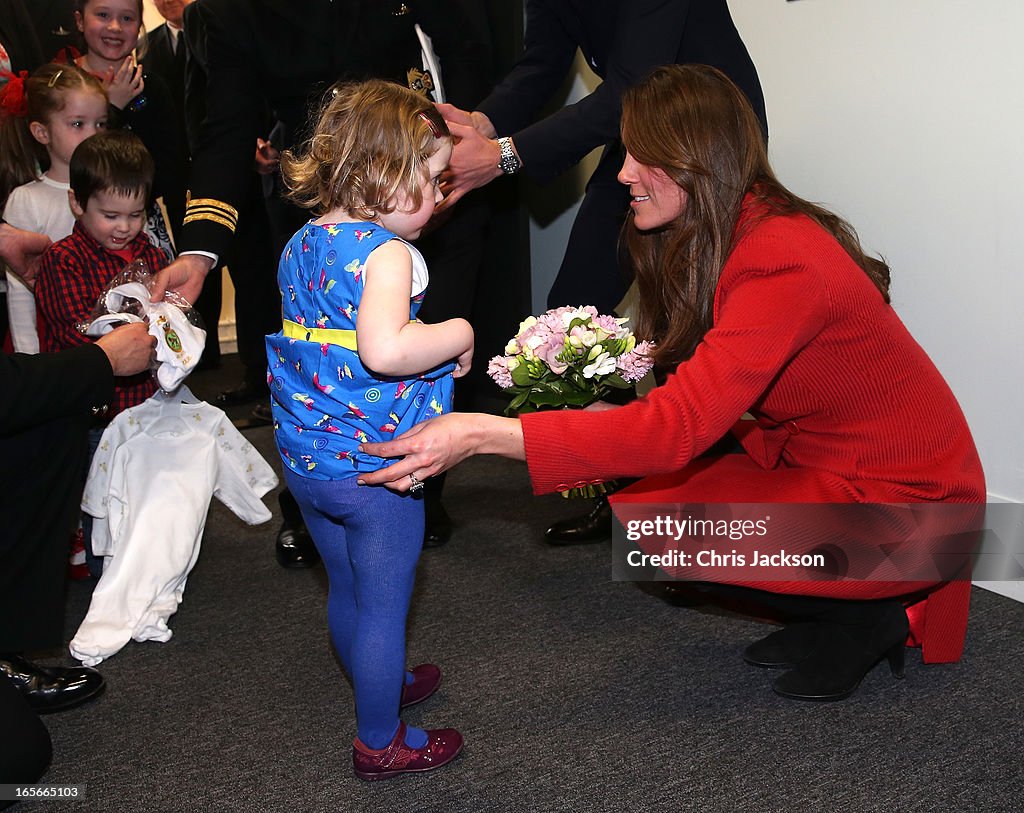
[280,79,451,220]
[620,64,890,368]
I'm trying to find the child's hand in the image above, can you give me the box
[105,56,144,110]
[453,342,474,379]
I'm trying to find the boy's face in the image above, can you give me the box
[69,188,147,252]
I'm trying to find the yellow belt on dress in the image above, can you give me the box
[282,319,358,350]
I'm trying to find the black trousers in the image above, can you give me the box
[192,175,281,386]
[0,410,91,653]
[546,141,632,316]
[0,678,51,793]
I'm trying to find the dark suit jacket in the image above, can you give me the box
[0,0,44,73]
[25,0,80,62]
[179,0,491,259]
[477,0,768,182]
[142,23,187,136]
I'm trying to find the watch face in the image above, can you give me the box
[499,138,520,174]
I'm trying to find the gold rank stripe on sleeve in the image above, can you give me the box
[182,194,240,233]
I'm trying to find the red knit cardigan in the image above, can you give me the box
[521,205,985,662]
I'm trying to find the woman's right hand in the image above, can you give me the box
[359,412,525,492]
[105,57,145,110]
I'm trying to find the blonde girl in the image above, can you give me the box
[266,79,472,781]
[0,63,107,352]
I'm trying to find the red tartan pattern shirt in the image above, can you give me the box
[35,221,168,416]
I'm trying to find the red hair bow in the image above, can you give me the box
[0,70,30,118]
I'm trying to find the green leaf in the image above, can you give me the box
[510,363,535,387]
[529,390,568,407]
[605,373,632,389]
[509,390,530,410]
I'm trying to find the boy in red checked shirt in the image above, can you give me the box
[36,129,167,416]
[35,129,168,578]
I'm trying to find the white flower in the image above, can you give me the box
[568,327,598,349]
[505,338,520,355]
[516,316,538,336]
[562,307,590,328]
[582,351,616,379]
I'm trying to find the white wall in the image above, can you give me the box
[730,0,1024,506]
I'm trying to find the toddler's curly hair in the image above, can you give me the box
[281,79,451,220]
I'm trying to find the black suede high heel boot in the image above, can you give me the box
[743,622,826,670]
[772,600,909,701]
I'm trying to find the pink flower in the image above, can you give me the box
[616,341,656,382]
[487,355,514,389]
[535,332,569,374]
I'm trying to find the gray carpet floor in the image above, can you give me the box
[22,362,1024,813]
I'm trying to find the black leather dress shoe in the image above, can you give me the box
[215,381,268,407]
[276,523,320,568]
[249,403,273,426]
[545,497,613,545]
[0,654,105,714]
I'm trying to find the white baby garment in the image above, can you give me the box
[72,388,278,666]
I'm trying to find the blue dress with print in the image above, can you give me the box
[265,221,455,480]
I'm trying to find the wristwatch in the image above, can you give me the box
[497,137,522,175]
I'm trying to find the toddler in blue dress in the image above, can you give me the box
[266,80,473,781]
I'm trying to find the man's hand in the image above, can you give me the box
[255,138,280,176]
[95,322,157,376]
[0,224,50,284]
[436,103,496,138]
[150,253,214,305]
[438,121,503,209]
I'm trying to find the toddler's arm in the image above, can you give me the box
[357,240,473,378]
[34,249,95,351]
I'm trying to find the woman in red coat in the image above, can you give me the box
[359,65,986,701]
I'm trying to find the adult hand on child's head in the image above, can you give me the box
[0,224,50,284]
[436,121,503,209]
[150,253,213,305]
[435,102,474,129]
[96,322,156,376]
[437,104,496,138]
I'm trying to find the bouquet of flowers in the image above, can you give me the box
[487,305,655,497]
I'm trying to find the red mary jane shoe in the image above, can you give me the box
[400,663,442,709]
[353,721,463,781]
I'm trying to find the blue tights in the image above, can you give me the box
[284,470,426,749]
